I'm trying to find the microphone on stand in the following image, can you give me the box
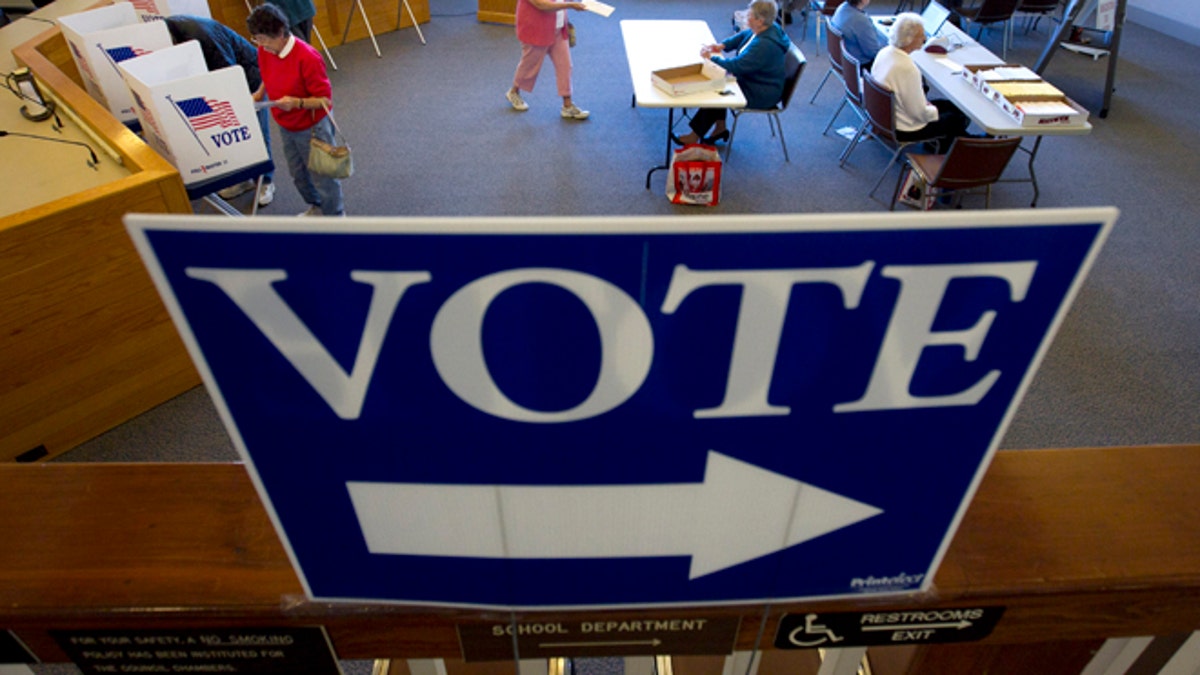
[4,67,61,125]
[0,130,100,168]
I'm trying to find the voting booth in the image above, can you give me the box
[117,0,212,23]
[57,3,172,125]
[118,40,270,194]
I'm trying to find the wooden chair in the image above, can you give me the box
[727,43,807,163]
[809,21,845,104]
[952,0,1021,58]
[889,136,1023,209]
[840,71,921,199]
[829,45,866,153]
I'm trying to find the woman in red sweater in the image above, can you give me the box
[248,3,344,216]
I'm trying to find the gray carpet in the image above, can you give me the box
[63,0,1199,464]
[33,4,1200,674]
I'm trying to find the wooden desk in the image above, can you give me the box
[620,20,746,189]
[1,3,199,463]
[904,22,1093,206]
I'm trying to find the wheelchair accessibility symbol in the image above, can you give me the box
[786,614,845,647]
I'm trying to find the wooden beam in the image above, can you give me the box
[2,445,1199,663]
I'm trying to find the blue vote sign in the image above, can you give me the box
[126,210,1116,610]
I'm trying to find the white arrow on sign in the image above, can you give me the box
[346,451,882,579]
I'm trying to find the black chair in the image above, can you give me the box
[1015,0,1062,33]
[727,43,807,163]
[809,21,845,104]
[890,136,1023,209]
[952,0,1021,58]
[841,71,921,199]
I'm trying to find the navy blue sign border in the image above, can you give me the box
[126,211,1116,610]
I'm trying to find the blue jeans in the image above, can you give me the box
[257,107,274,183]
[278,115,344,216]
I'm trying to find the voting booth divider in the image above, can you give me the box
[56,2,172,125]
[118,40,269,193]
[116,0,212,23]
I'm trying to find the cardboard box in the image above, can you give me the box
[994,95,1090,128]
[651,62,728,97]
[960,64,1089,128]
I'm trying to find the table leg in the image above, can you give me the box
[1026,135,1042,207]
[646,107,676,190]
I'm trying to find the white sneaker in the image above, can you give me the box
[298,205,321,216]
[217,180,254,199]
[506,89,528,112]
[561,104,590,120]
[257,181,275,207]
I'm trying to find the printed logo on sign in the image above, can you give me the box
[125,0,165,20]
[850,572,924,592]
[103,45,151,64]
[176,97,240,131]
[69,40,100,84]
[132,90,176,165]
[167,95,253,157]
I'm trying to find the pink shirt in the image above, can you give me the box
[515,0,568,47]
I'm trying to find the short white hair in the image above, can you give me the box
[890,12,924,47]
[748,0,777,25]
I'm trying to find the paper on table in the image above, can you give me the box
[935,59,963,73]
[582,0,614,17]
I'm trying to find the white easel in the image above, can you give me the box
[339,0,426,56]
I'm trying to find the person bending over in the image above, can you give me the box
[870,12,968,153]
[675,0,791,146]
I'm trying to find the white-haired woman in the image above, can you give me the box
[869,12,968,153]
[674,0,792,146]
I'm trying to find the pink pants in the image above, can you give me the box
[513,34,573,98]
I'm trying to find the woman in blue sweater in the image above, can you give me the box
[675,0,791,145]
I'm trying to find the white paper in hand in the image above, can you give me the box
[582,0,614,17]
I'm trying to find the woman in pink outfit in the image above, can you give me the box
[506,0,590,120]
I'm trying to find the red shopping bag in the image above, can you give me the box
[666,144,722,206]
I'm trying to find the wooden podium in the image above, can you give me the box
[477,0,515,25]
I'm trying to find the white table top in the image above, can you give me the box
[871,16,1091,137]
[906,22,1092,137]
[620,19,746,110]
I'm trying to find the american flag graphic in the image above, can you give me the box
[176,97,241,130]
[126,0,159,14]
[104,45,151,62]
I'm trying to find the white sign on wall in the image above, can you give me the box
[119,41,268,187]
[58,4,172,124]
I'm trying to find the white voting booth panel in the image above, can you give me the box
[119,41,268,187]
[57,4,172,124]
[118,0,212,23]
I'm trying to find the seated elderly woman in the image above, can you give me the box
[869,12,969,153]
[673,0,792,146]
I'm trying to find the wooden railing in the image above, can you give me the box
[2,444,1198,674]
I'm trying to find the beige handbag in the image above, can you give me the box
[307,102,353,179]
